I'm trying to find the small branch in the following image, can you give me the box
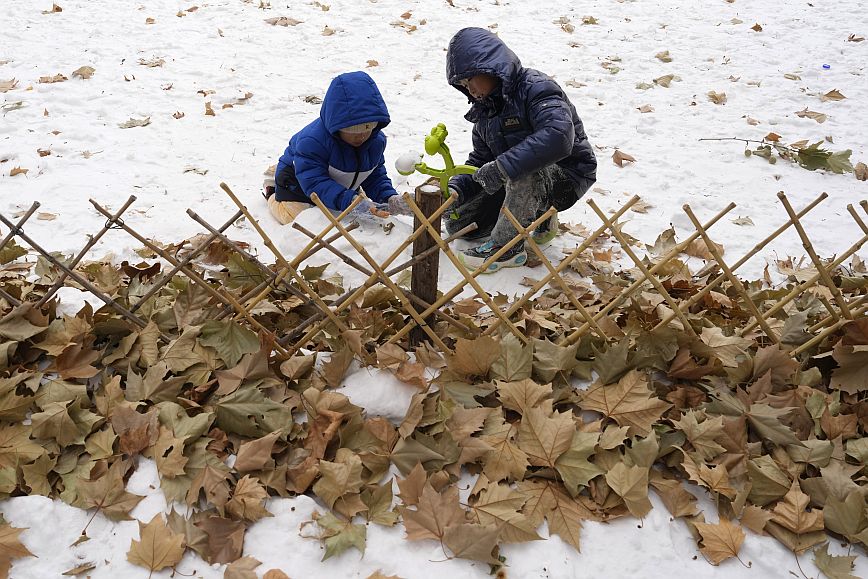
[699,136,800,154]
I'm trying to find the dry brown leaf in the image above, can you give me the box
[37,212,57,221]
[820,89,846,102]
[72,66,95,79]
[848,34,865,42]
[751,23,763,32]
[707,91,727,105]
[10,167,28,177]
[118,117,151,129]
[765,132,781,142]
[746,117,760,126]
[173,111,185,119]
[637,104,653,113]
[654,74,675,87]
[0,523,36,577]
[579,370,671,436]
[205,102,215,116]
[694,519,745,565]
[612,150,636,167]
[263,570,290,579]
[145,17,155,24]
[0,79,19,93]
[795,108,827,123]
[39,73,67,84]
[684,237,723,260]
[37,148,51,157]
[366,60,379,67]
[265,16,303,26]
[138,57,165,68]
[322,25,336,36]
[42,3,62,13]
[127,515,186,573]
[855,162,868,181]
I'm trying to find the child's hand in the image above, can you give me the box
[472,160,507,194]
[352,198,390,222]
[387,195,413,216]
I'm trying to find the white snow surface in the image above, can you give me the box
[1,0,867,577]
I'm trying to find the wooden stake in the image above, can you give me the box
[410,184,443,346]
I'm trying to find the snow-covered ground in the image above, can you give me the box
[1,0,866,577]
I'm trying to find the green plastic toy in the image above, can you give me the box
[395,123,477,218]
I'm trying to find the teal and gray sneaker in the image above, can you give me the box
[531,213,558,246]
[459,240,528,273]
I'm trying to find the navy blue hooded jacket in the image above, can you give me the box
[446,28,597,198]
[275,71,397,211]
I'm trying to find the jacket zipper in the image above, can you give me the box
[348,148,361,190]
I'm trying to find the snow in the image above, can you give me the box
[1,0,867,577]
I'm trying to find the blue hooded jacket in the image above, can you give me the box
[446,28,597,198]
[275,71,397,211]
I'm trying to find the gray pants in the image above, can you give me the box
[446,165,594,246]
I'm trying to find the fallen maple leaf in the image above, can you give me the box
[612,150,636,167]
[579,370,671,436]
[127,515,186,573]
[707,91,727,105]
[820,89,846,102]
[72,66,95,79]
[0,522,35,577]
[694,519,746,565]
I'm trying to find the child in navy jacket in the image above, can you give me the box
[446,28,597,272]
[267,71,408,224]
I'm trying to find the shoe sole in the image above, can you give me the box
[531,214,558,246]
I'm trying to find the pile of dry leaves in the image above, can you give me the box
[0,228,865,577]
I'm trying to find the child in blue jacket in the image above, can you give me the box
[266,71,408,224]
[446,28,598,272]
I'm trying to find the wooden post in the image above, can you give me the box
[410,183,443,347]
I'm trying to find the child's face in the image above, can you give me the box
[338,129,373,147]
[458,74,498,100]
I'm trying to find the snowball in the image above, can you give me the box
[395,152,422,175]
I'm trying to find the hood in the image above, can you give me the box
[320,71,391,135]
[446,27,522,99]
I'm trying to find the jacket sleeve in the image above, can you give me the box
[496,82,575,180]
[293,136,358,211]
[360,154,398,203]
[449,123,492,197]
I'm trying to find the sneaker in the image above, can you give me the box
[459,240,528,273]
[262,178,275,200]
[531,212,558,246]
